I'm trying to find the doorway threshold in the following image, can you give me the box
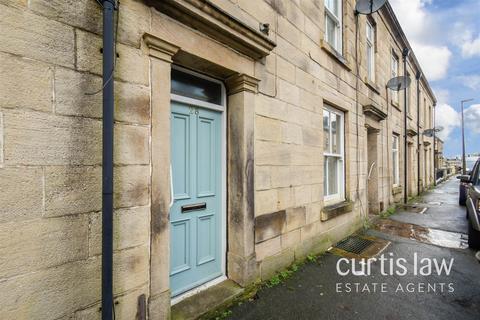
[171,275,227,306]
[171,278,243,320]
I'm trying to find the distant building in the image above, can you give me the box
[445,158,460,175]
[435,137,455,180]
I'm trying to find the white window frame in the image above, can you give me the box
[324,0,343,53]
[323,105,345,203]
[392,135,400,187]
[366,20,375,82]
[391,53,399,104]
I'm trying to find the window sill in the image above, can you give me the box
[320,39,352,71]
[364,79,381,95]
[391,100,401,112]
[321,200,353,222]
[392,186,402,195]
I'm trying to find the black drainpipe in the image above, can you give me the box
[102,1,116,319]
[402,48,409,204]
[416,72,421,194]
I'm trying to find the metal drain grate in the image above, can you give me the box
[334,236,374,254]
[400,204,428,213]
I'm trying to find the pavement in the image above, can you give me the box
[225,178,480,320]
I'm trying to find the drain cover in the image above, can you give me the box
[400,205,428,213]
[334,236,375,255]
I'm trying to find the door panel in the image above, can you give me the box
[170,101,223,297]
[197,115,216,197]
[170,219,190,275]
[196,213,215,265]
[171,112,191,199]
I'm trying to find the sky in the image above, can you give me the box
[389,0,480,158]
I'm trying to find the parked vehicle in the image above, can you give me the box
[458,159,479,205]
[466,158,478,172]
[463,158,480,248]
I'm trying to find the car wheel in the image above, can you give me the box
[468,220,480,249]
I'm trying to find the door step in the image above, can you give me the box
[171,279,243,320]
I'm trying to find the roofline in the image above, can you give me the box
[382,2,437,105]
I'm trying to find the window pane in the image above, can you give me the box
[366,23,375,81]
[391,55,398,103]
[366,23,373,42]
[475,168,480,186]
[327,157,338,195]
[331,113,341,154]
[325,15,336,48]
[324,0,331,10]
[367,44,373,80]
[171,69,222,105]
[325,0,339,17]
[323,110,330,152]
[324,156,328,195]
[331,113,337,153]
[392,152,397,184]
[391,56,398,77]
[332,0,339,16]
[392,136,399,185]
[337,114,342,151]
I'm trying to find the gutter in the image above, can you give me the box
[101,1,116,319]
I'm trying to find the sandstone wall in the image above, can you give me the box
[220,0,436,278]
[0,0,436,318]
[0,0,152,319]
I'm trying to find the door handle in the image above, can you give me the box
[181,202,207,213]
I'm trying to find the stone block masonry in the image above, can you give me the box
[0,0,436,318]
[0,1,152,319]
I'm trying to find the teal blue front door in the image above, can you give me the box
[170,101,223,297]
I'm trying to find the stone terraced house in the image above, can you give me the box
[0,0,436,319]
